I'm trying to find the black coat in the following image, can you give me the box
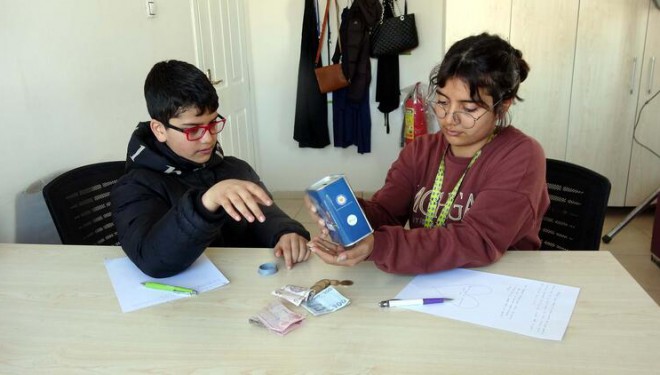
[293,0,330,148]
[338,0,382,103]
[375,0,400,127]
[111,122,309,278]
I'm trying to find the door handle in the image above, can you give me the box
[206,69,223,86]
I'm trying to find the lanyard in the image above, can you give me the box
[423,134,496,228]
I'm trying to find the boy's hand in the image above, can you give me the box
[202,179,272,222]
[303,195,329,238]
[274,233,310,269]
[307,234,374,267]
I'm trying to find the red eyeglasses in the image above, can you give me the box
[164,114,226,141]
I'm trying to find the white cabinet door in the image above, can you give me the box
[191,0,257,168]
[566,0,649,205]
[626,3,660,206]
[444,0,511,51]
[444,0,578,161]
[509,0,578,161]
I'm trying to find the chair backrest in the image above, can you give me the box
[540,159,611,250]
[43,161,126,246]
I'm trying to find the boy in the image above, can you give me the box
[111,60,310,278]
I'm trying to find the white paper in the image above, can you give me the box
[104,254,229,313]
[396,268,580,340]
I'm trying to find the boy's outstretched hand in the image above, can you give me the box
[202,179,272,222]
[203,180,310,269]
[274,233,310,269]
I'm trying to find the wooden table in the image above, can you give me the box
[1,244,659,374]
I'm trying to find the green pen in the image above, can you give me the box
[141,281,198,295]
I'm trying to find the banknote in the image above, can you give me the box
[249,301,305,335]
[301,286,350,316]
[272,284,311,306]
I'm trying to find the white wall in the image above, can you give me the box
[0,0,444,243]
[0,0,196,243]
[245,0,445,191]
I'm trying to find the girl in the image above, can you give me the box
[307,33,550,274]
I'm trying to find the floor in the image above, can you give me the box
[600,207,660,305]
[273,192,660,306]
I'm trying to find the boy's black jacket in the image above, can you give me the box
[111,122,309,278]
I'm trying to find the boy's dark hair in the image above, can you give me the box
[429,33,529,114]
[144,60,219,124]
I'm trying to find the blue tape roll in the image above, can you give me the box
[258,262,278,276]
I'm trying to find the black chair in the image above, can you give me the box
[540,159,611,250]
[43,161,125,245]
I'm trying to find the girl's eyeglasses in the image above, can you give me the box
[432,99,501,129]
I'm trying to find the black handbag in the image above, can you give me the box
[370,0,419,57]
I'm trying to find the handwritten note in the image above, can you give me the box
[396,269,579,340]
[104,254,229,312]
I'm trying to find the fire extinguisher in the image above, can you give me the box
[403,82,428,145]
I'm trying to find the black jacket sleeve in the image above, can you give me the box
[111,170,227,278]
[111,162,309,278]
